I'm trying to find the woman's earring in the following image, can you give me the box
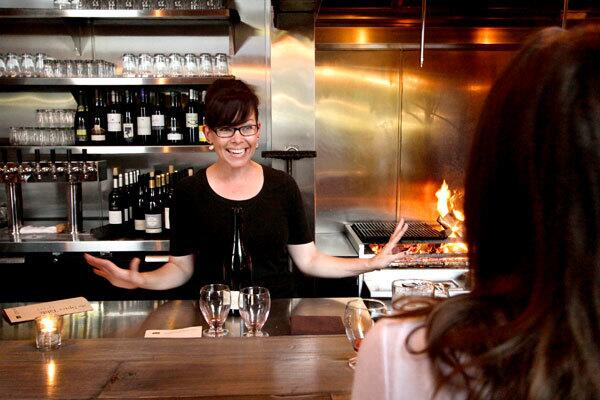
[208,143,214,151]
[255,142,259,148]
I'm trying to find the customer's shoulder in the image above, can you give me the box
[370,316,427,344]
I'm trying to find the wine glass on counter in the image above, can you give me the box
[199,284,231,337]
[239,286,270,337]
[343,299,387,369]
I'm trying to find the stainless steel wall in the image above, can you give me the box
[0,0,273,221]
[315,26,517,233]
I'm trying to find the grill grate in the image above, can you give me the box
[351,221,446,243]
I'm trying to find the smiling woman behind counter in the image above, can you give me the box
[85,78,409,298]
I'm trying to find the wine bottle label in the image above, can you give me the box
[199,128,207,142]
[230,290,240,310]
[91,125,105,141]
[123,208,129,222]
[109,210,122,225]
[164,207,170,230]
[151,114,165,128]
[123,123,134,139]
[134,219,146,231]
[167,132,182,141]
[107,113,122,131]
[76,128,87,138]
[145,213,162,233]
[137,117,151,135]
[185,113,198,128]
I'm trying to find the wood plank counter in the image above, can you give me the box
[0,299,361,399]
[0,336,354,399]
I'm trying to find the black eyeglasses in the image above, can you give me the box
[213,124,258,138]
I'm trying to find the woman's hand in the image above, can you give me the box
[84,253,146,289]
[366,219,409,271]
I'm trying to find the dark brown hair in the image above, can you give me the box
[204,79,259,129]
[403,25,600,399]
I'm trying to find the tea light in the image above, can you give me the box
[35,314,62,351]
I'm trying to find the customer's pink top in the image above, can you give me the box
[352,317,459,400]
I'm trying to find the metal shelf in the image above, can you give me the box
[0,76,234,88]
[0,231,169,253]
[0,145,213,154]
[0,8,235,21]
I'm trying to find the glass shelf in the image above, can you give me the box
[0,8,235,21]
[0,145,213,154]
[0,76,234,89]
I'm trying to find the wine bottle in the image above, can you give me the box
[133,171,146,234]
[223,207,253,314]
[151,91,166,145]
[90,89,107,144]
[144,176,163,236]
[122,89,136,145]
[118,173,129,226]
[166,91,183,145]
[185,88,199,144]
[108,168,123,230]
[136,88,152,145]
[124,171,133,231]
[163,172,174,232]
[74,90,89,144]
[106,90,122,145]
[199,90,208,144]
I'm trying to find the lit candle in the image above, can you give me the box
[35,314,62,351]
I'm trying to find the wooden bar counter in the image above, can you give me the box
[0,298,358,399]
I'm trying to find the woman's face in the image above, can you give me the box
[205,113,261,170]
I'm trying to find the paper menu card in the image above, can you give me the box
[2,297,93,324]
[145,326,203,338]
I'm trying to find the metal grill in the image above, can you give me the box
[350,221,446,243]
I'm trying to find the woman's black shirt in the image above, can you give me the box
[170,165,314,298]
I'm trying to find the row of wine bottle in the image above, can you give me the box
[75,88,209,145]
[107,165,194,236]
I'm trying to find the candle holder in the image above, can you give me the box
[35,314,62,351]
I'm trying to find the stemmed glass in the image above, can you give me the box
[239,286,270,337]
[199,284,231,337]
[343,299,387,369]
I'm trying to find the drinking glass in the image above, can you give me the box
[213,53,229,76]
[206,0,222,9]
[155,0,170,9]
[121,53,138,77]
[167,53,183,77]
[138,53,153,77]
[6,53,20,77]
[107,0,117,9]
[343,299,387,369]
[44,59,55,78]
[183,53,198,77]
[53,60,66,78]
[0,54,6,77]
[391,279,436,311]
[140,0,152,9]
[239,287,270,337]
[190,0,207,9]
[120,0,138,9]
[153,53,167,77]
[34,53,47,77]
[198,53,213,76]
[173,0,189,9]
[199,284,231,337]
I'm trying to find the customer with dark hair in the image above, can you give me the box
[352,25,600,399]
[85,79,409,297]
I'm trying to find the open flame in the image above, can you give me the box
[435,180,467,253]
